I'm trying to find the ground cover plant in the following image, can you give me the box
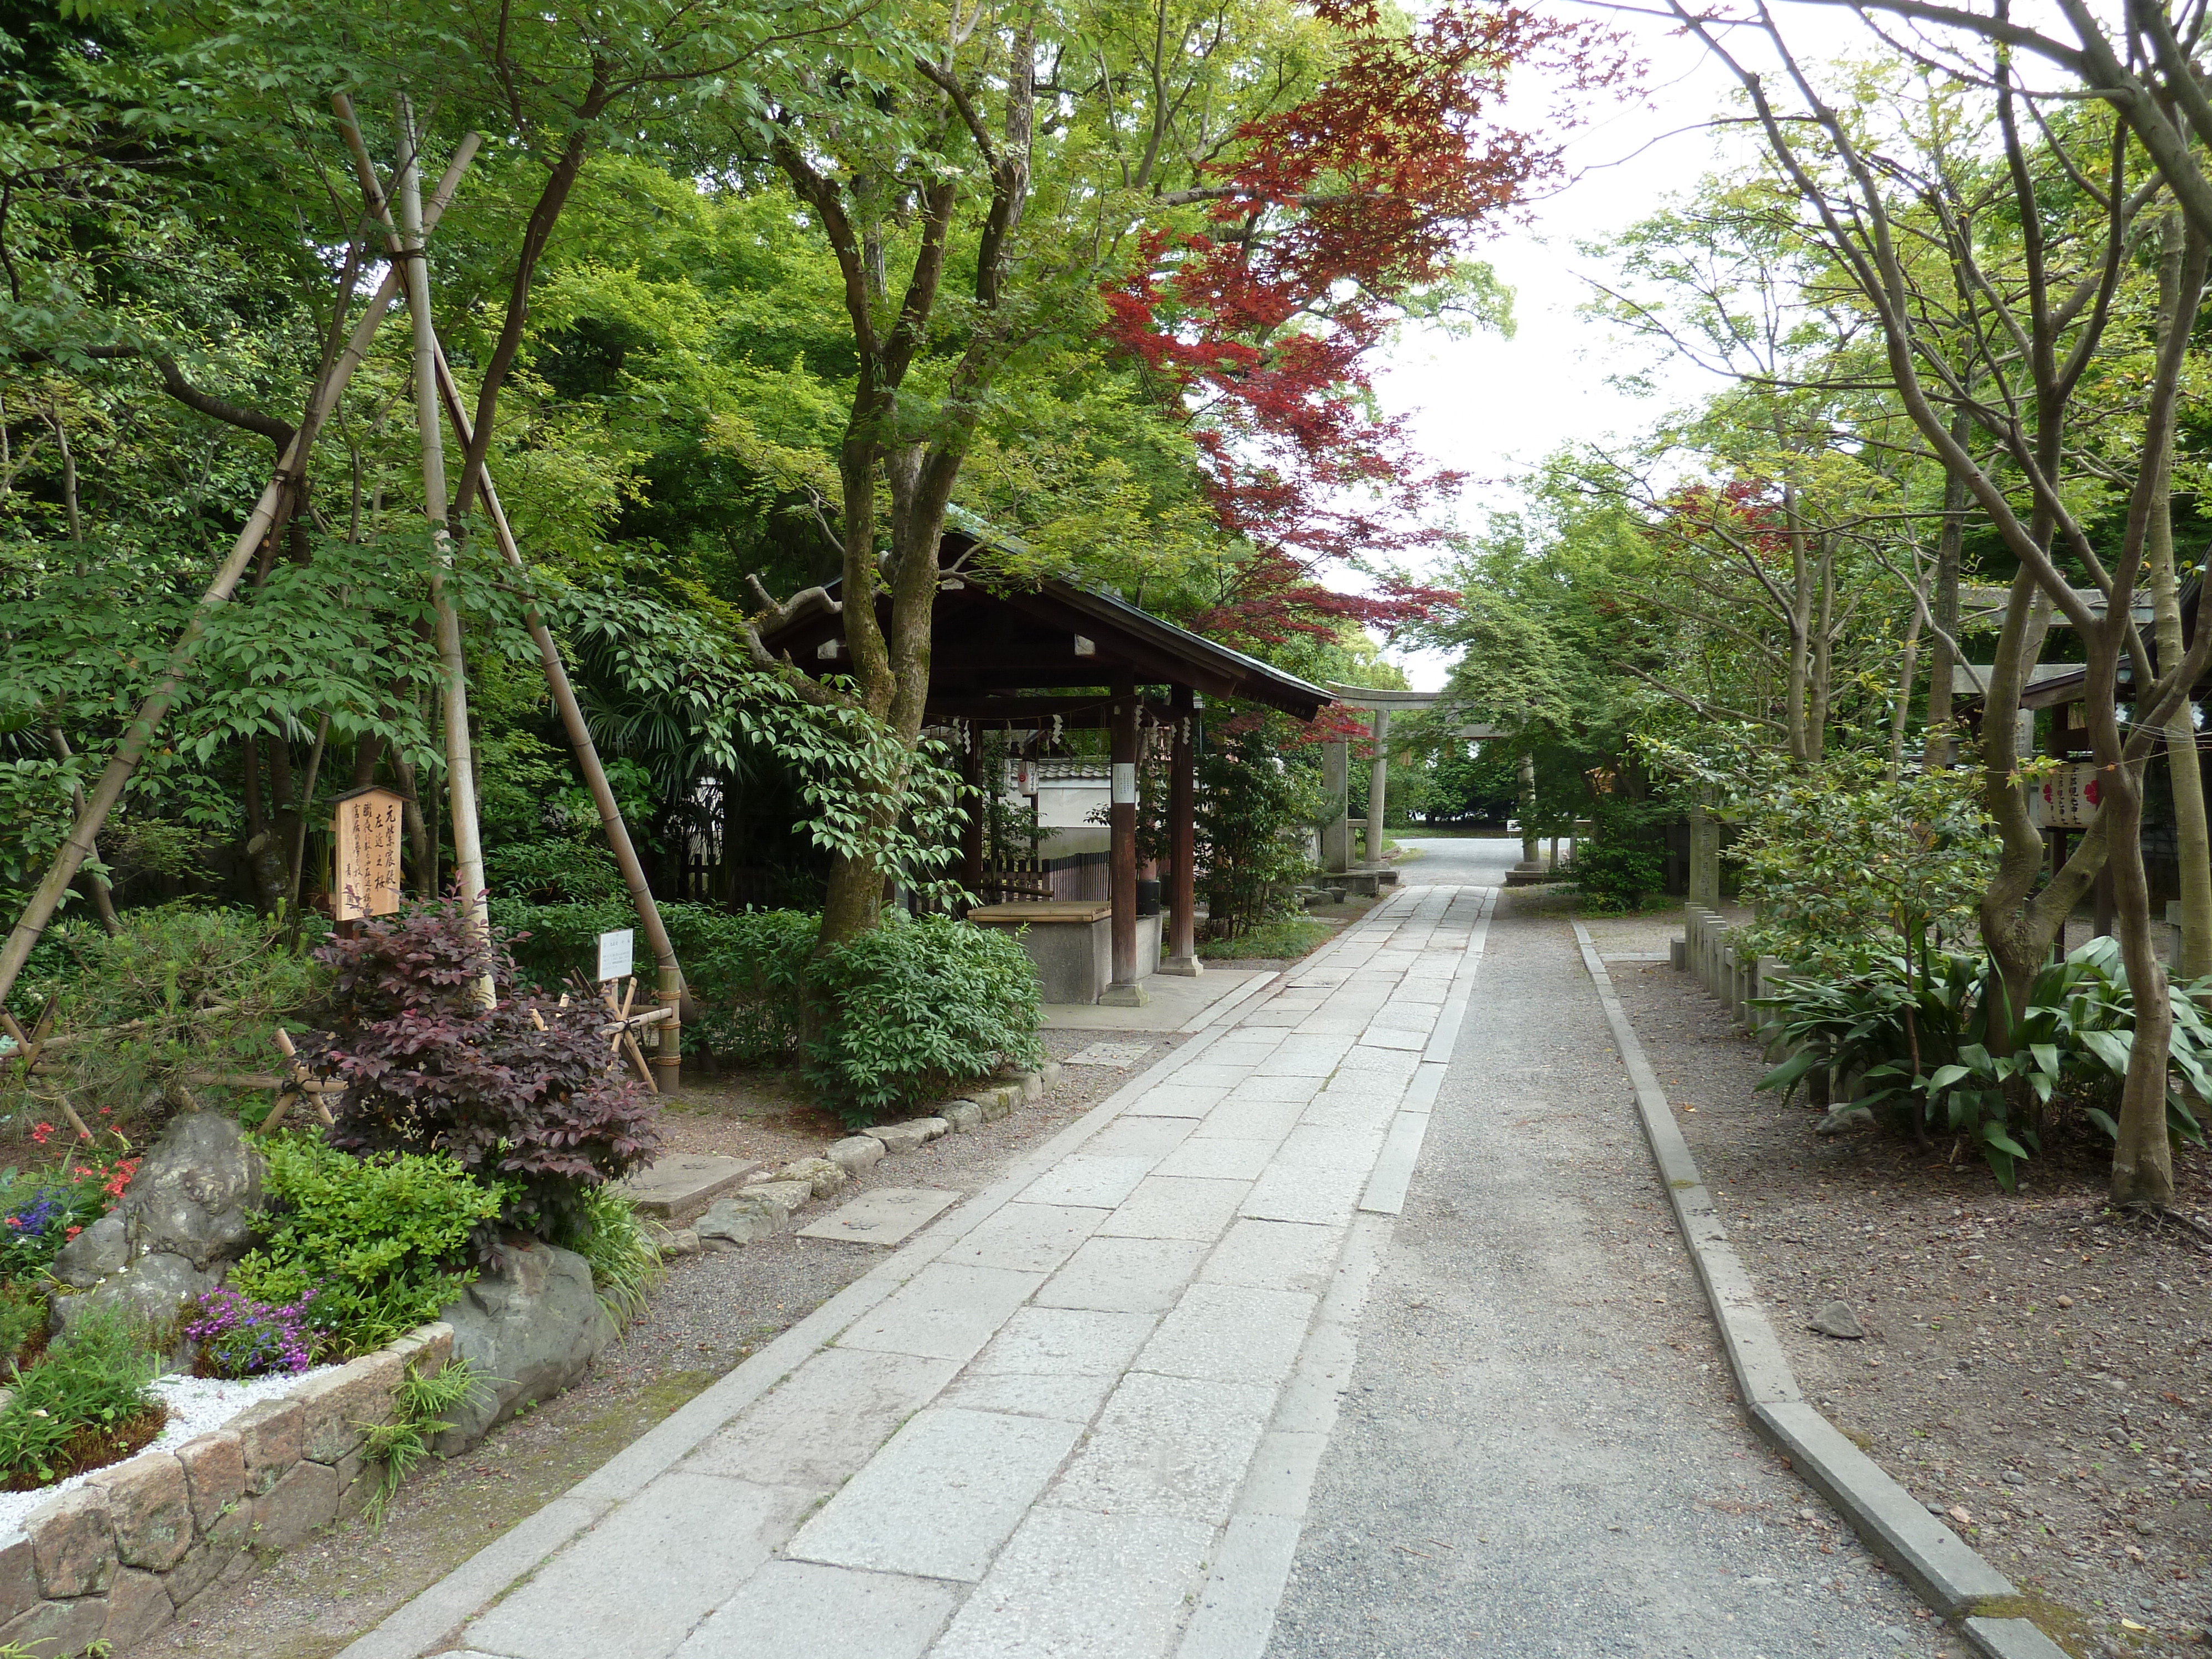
[0,1305,163,1489]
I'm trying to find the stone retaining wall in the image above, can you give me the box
[0,1320,455,1657]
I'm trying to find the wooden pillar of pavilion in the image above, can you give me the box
[961,719,987,909]
[1162,683,1202,975]
[1102,670,1149,1006]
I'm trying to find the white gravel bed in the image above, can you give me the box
[0,1363,339,1539]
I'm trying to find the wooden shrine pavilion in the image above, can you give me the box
[757,523,1333,1004]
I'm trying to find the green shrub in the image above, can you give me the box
[228,1136,508,1359]
[1570,798,1673,914]
[1,904,325,1126]
[1199,711,1325,938]
[489,900,814,1064]
[805,915,1045,1124]
[0,1305,161,1488]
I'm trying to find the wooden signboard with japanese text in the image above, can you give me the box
[332,786,406,921]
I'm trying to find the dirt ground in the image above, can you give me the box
[1614,953,2212,1658]
[122,1023,1189,1659]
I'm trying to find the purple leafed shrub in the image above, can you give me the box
[184,1286,317,1376]
[296,896,661,1242]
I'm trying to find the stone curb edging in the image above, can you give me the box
[0,1320,458,1658]
[1571,922,2067,1659]
[335,884,1433,1659]
[665,1061,1068,1255]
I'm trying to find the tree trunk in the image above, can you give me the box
[2150,214,2212,979]
[2105,752,2176,1206]
[1888,588,1924,781]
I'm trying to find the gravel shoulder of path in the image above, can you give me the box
[122,1032,1181,1659]
[1613,956,2212,1658]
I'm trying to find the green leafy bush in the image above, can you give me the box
[805,915,1045,1124]
[492,900,815,1064]
[1199,711,1324,938]
[0,1305,161,1488]
[1,904,325,1126]
[228,1136,508,1359]
[1755,938,2212,1188]
[1569,797,1671,914]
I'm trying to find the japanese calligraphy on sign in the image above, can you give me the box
[332,786,405,920]
[2031,763,2104,830]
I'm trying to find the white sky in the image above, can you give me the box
[1369,1,1882,689]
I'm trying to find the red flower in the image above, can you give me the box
[64,1225,80,1240]
[29,1124,51,1146]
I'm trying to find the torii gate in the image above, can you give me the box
[1322,685,1500,875]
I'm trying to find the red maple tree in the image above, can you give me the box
[1103,0,1625,653]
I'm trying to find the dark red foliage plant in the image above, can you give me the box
[296,896,660,1245]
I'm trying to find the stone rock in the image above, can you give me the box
[85,1453,191,1572]
[825,1136,885,1176]
[969,1086,1016,1123]
[695,1196,787,1248]
[0,1534,35,1626]
[942,1100,983,1133]
[1039,1061,1062,1090]
[864,1120,937,1155]
[50,1213,127,1290]
[102,1565,174,1648]
[227,1399,304,1497]
[735,1181,811,1219]
[28,1485,113,1598]
[293,1349,400,1464]
[774,1158,847,1200]
[50,1251,218,1349]
[1810,1301,1865,1340]
[173,1432,245,1532]
[660,1229,701,1259]
[1013,1071,1044,1102]
[432,1240,613,1454]
[1814,1105,1875,1137]
[119,1112,264,1270]
[252,1458,338,1551]
[164,1538,238,1611]
[0,1594,109,1659]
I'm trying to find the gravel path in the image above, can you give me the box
[1266,839,1958,1659]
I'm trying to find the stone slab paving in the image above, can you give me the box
[339,880,1490,1659]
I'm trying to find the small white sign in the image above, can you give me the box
[596,928,634,983]
[1112,762,1138,805]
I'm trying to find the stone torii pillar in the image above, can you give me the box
[1322,735,1350,874]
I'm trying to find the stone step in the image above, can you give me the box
[614,1153,764,1222]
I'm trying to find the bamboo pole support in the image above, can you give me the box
[0,125,481,1015]
[393,96,493,1006]
[424,341,685,1083]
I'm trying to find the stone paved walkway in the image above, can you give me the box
[340,883,1489,1659]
